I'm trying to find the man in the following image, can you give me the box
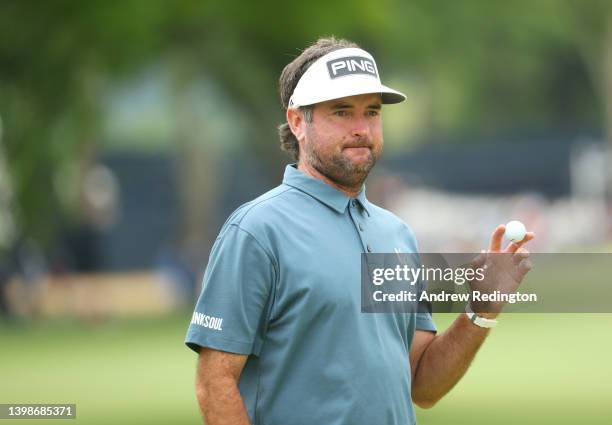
[185,37,534,425]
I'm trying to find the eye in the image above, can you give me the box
[334,110,348,117]
[367,110,380,117]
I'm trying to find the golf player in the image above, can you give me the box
[185,37,534,425]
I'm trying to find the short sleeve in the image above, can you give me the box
[415,312,436,332]
[185,224,276,355]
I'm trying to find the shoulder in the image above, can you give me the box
[218,184,301,239]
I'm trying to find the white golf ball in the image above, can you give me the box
[505,220,526,242]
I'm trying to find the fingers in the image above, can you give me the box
[512,247,529,265]
[513,247,532,275]
[505,232,535,253]
[470,250,487,269]
[489,225,506,252]
[518,257,533,275]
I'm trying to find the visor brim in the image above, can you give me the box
[290,85,406,107]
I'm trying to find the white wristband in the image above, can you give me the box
[465,304,498,328]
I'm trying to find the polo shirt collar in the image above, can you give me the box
[282,164,370,215]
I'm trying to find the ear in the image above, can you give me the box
[286,107,306,142]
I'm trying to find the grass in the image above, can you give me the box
[1,312,611,424]
[0,313,200,425]
[417,313,612,424]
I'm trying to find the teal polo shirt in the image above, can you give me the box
[185,164,436,425]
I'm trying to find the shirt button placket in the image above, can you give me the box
[350,199,370,252]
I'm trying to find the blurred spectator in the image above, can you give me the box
[0,115,17,319]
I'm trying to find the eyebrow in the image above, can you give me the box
[331,102,353,109]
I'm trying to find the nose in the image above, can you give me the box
[351,114,370,138]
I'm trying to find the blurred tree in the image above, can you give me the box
[0,116,16,254]
[565,0,612,143]
[0,0,608,258]
[0,0,171,248]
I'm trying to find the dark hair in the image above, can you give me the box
[278,36,359,161]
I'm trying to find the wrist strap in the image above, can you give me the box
[465,304,498,328]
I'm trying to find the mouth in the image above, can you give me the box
[343,143,372,151]
[342,146,373,164]
[344,146,371,154]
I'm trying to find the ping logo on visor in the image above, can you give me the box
[326,56,378,79]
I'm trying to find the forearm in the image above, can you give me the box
[412,313,490,407]
[196,376,251,425]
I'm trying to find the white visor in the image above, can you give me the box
[288,47,406,108]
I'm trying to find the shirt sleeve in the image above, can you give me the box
[185,224,276,355]
[415,312,437,332]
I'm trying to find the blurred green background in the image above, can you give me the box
[2,0,612,424]
[1,313,611,424]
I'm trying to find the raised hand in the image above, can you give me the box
[468,224,535,318]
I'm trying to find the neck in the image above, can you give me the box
[297,161,362,198]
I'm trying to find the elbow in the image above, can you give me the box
[195,380,210,408]
[413,397,438,409]
[196,375,219,412]
[411,377,442,409]
[412,391,440,409]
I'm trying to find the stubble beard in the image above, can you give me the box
[303,137,381,189]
